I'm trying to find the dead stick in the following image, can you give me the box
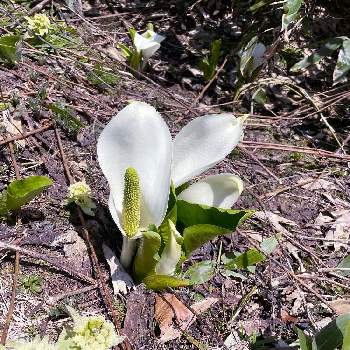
[1,126,21,345]
[0,241,96,284]
[0,252,20,345]
[28,0,51,15]
[242,141,350,161]
[0,123,53,146]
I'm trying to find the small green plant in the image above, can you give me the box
[0,175,53,219]
[86,64,119,89]
[48,102,83,136]
[97,101,253,291]
[282,0,304,32]
[20,274,43,294]
[199,38,222,81]
[291,36,350,84]
[4,306,124,350]
[0,35,21,64]
[24,13,52,38]
[238,36,266,80]
[118,23,165,72]
[66,181,96,216]
[295,313,350,350]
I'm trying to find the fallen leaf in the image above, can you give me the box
[1,109,25,147]
[191,297,219,314]
[329,299,350,316]
[254,211,297,235]
[154,293,195,343]
[239,319,270,336]
[302,178,337,191]
[281,309,298,323]
[223,331,250,350]
[321,210,350,251]
[102,244,134,295]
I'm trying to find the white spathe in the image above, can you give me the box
[97,101,245,238]
[251,43,266,71]
[171,114,244,187]
[97,102,172,236]
[133,30,165,61]
[177,174,244,209]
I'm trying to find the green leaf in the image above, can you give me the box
[282,0,303,31]
[252,87,267,105]
[199,39,222,81]
[158,184,177,246]
[0,35,21,64]
[234,249,265,269]
[177,200,253,231]
[87,64,119,87]
[296,327,312,350]
[342,321,350,350]
[240,37,257,77]
[156,220,183,276]
[133,231,161,282]
[0,190,8,218]
[333,39,350,84]
[312,313,350,350]
[337,255,350,277]
[183,260,215,285]
[6,176,53,211]
[183,224,230,257]
[260,236,278,255]
[143,274,190,291]
[48,102,83,136]
[291,37,344,72]
[249,0,272,13]
[118,43,133,59]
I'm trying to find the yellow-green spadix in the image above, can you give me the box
[122,167,141,238]
[97,102,246,266]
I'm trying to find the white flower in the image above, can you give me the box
[97,102,245,243]
[133,29,165,61]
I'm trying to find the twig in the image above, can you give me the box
[0,241,96,284]
[0,252,20,345]
[1,114,21,345]
[0,123,53,146]
[192,57,228,108]
[238,145,279,181]
[28,0,51,15]
[242,140,350,161]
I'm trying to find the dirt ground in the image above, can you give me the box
[0,1,350,349]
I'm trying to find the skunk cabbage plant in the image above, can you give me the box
[97,102,253,290]
[119,25,165,71]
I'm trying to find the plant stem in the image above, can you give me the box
[120,236,137,269]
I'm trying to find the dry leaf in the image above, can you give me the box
[224,331,249,350]
[280,309,298,323]
[191,297,219,314]
[329,299,350,316]
[302,178,337,191]
[320,210,350,251]
[102,244,134,295]
[254,211,297,235]
[154,293,195,343]
[1,109,25,147]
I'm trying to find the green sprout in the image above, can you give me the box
[25,14,52,37]
[57,306,124,350]
[20,274,43,294]
[67,181,96,216]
